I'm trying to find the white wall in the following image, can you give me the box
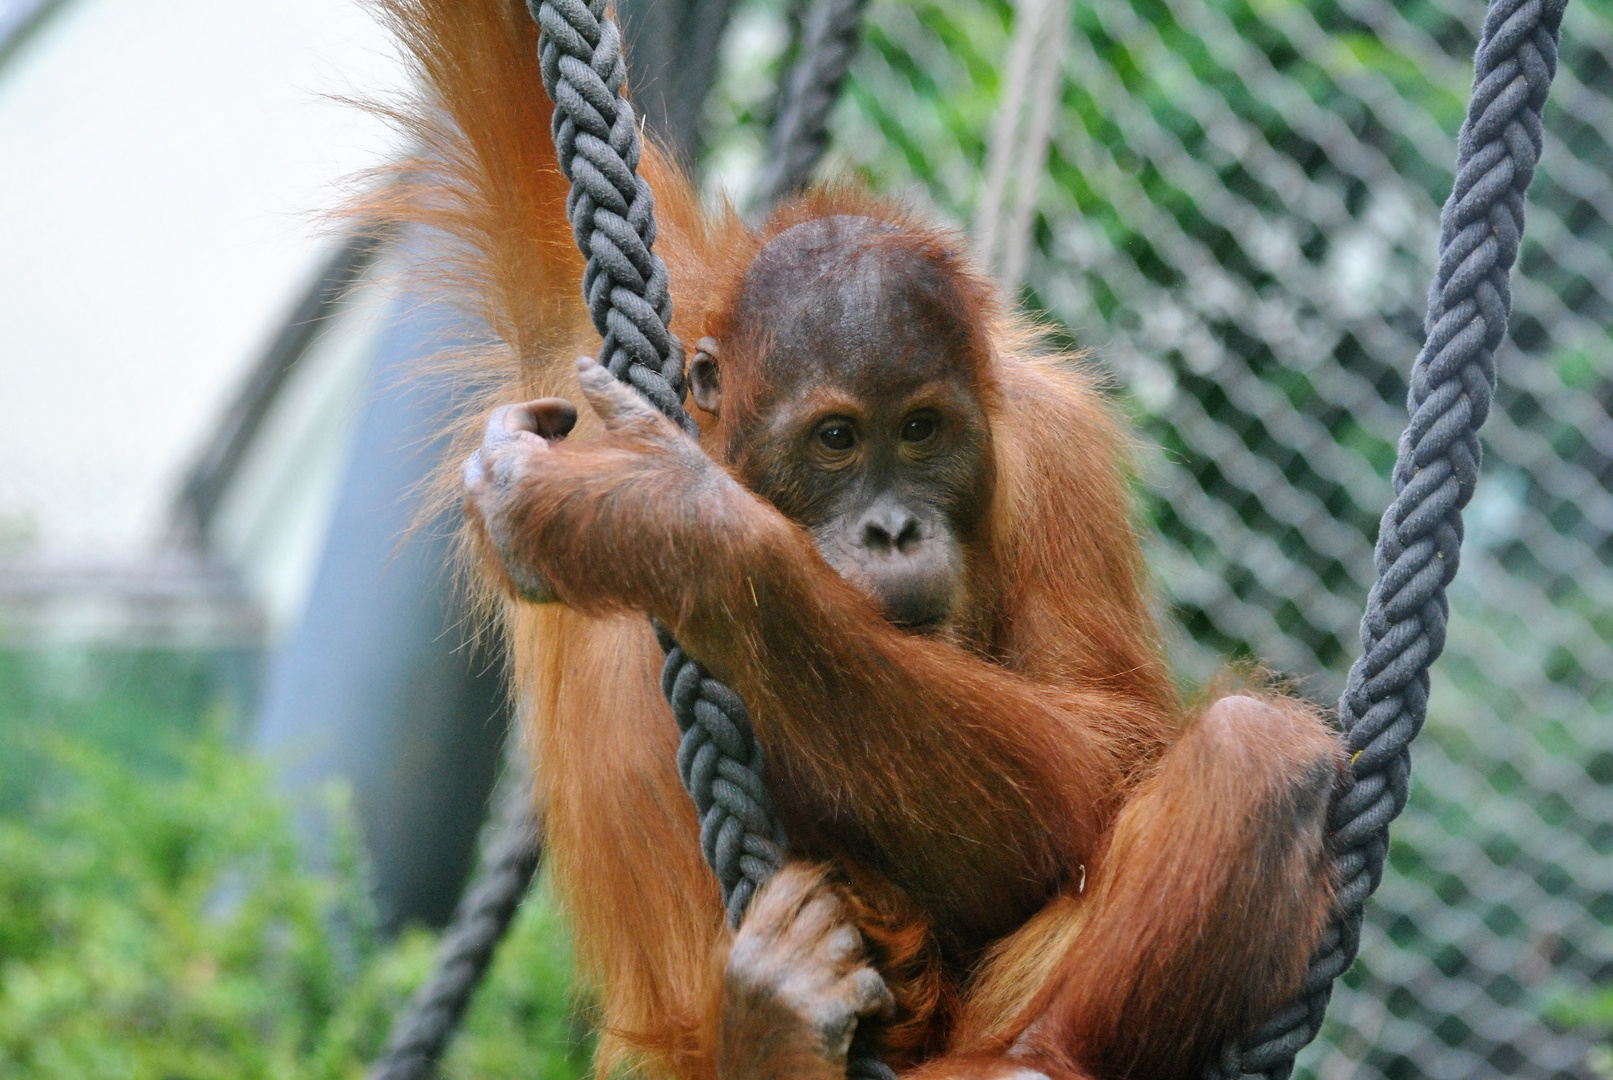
[0,0,407,563]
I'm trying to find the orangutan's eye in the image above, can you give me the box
[818,422,856,452]
[900,414,938,443]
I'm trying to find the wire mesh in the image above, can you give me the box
[704,0,1613,1074]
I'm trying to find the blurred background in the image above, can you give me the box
[3,0,1613,1076]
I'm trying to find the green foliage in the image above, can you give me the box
[0,648,252,816]
[1544,983,1613,1030]
[1541,987,1613,1079]
[444,897,594,1080]
[0,724,401,1078]
[0,713,591,1080]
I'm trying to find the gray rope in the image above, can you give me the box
[658,625,789,923]
[530,0,787,925]
[752,0,873,209]
[367,767,543,1080]
[1210,0,1568,1075]
[531,0,694,435]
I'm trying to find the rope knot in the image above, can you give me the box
[1233,0,1566,1073]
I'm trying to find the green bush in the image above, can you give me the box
[0,718,591,1080]
[0,649,250,817]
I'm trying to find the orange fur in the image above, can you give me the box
[358,2,1342,1078]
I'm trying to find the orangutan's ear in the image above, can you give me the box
[689,336,721,416]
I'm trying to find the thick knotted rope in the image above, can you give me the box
[658,626,789,921]
[531,0,694,435]
[752,0,872,208]
[1211,0,1568,1075]
[530,0,788,925]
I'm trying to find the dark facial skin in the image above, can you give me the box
[691,217,994,630]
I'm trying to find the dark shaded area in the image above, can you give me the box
[615,0,737,166]
[254,292,506,930]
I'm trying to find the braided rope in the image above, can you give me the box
[658,625,789,922]
[752,0,872,209]
[1212,1,1568,1075]
[367,765,543,1080]
[530,0,787,919]
[531,0,694,434]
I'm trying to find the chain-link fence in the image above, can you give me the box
[701,0,1613,1075]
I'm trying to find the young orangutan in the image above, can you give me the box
[368,2,1344,1078]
